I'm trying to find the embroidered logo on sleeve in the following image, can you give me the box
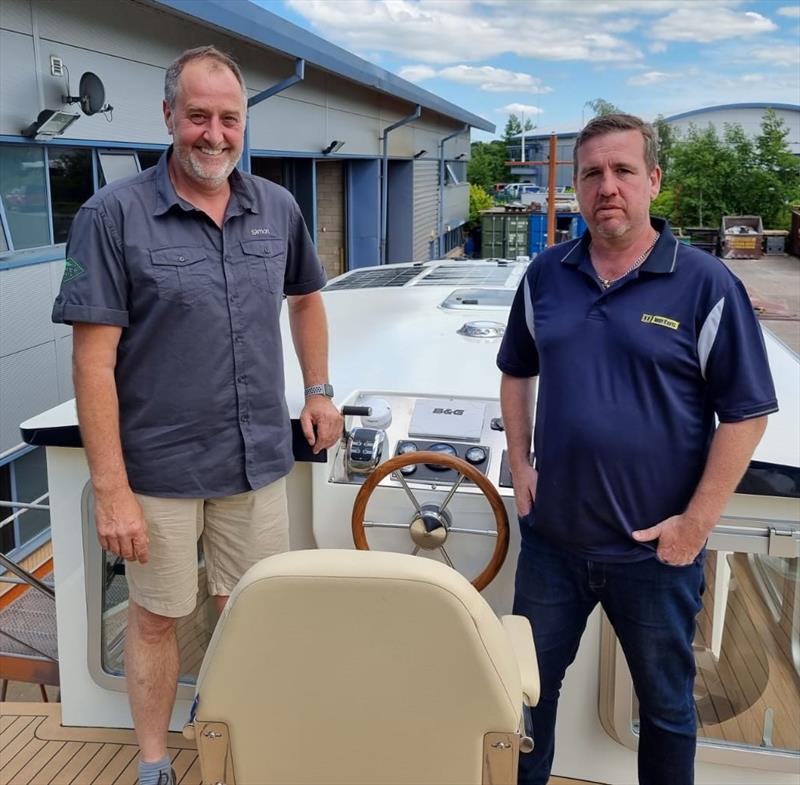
[62,256,86,284]
[641,313,680,330]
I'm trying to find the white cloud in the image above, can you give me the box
[748,44,800,67]
[397,65,437,82]
[285,0,643,64]
[777,5,800,18]
[627,70,677,86]
[500,103,544,116]
[649,41,668,54]
[651,8,776,42]
[438,65,551,93]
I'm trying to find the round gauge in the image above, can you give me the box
[397,442,418,454]
[425,442,457,471]
[400,464,417,476]
[465,446,487,465]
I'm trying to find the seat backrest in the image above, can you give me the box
[194,549,523,785]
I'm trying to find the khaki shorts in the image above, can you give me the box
[126,479,289,618]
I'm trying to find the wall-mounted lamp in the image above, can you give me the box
[454,153,466,160]
[322,140,345,155]
[413,149,427,158]
[21,108,80,139]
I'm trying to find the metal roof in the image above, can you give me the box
[665,103,800,123]
[146,0,494,133]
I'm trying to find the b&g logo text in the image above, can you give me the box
[433,408,464,416]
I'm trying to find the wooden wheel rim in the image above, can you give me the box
[351,450,509,591]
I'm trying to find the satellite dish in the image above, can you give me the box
[64,72,112,116]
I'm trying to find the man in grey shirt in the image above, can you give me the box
[52,46,341,785]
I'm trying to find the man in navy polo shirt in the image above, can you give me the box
[53,47,341,785]
[497,114,776,785]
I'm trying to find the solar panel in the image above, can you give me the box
[324,267,421,290]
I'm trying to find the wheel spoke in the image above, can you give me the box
[395,473,423,513]
[411,545,420,556]
[439,546,455,569]
[438,473,465,514]
[364,521,412,530]
[447,526,498,537]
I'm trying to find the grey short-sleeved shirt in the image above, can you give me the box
[52,150,326,497]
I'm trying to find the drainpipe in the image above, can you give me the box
[241,58,305,173]
[438,124,468,258]
[380,105,421,265]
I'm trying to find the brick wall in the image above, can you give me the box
[315,161,345,279]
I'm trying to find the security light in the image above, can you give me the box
[413,149,427,158]
[21,108,80,139]
[322,140,345,155]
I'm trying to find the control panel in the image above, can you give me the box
[331,392,513,497]
[394,439,490,483]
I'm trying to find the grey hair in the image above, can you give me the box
[573,113,659,173]
[164,46,247,109]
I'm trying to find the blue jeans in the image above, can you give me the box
[514,524,705,785]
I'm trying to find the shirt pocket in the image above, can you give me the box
[240,238,286,294]
[150,246,212,305]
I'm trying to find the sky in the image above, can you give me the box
[255,0,800,141]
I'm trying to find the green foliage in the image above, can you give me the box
[469,183,494,225]
[652,114,675,178]
[585,98,621,117]
[467,139,508,192]
[660,111,800,230]
[650,187,675,221]
[503,113,535,142]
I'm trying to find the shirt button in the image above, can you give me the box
[224,254,231,262]
[234,335,243,343]
[237,375,247,383]
[178,255,186,262]
[240,414,249,423]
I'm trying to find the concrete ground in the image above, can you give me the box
[724,253,800,354]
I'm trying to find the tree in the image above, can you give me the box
[652,114,675,178]
[585,98,621,118]
[468,183,494,225]
[503,113,535,142]
[467,139,508,192]
[658,112,800,229]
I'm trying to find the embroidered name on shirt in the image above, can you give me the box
[250,228,271,235]
[62,256,86,283]
[641,313,680,330]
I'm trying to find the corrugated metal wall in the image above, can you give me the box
[412,160,438,261]
[0,258,72,454]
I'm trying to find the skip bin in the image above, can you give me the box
[722,215,763,259]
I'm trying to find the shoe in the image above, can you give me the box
[155,769,176,785]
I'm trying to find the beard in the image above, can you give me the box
[174,144,240,188]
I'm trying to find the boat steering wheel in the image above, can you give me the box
[351,451,509,591]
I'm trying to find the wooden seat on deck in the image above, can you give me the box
[186,549,539,785]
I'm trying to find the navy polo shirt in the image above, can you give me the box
[497,218,778,561]
[53,149,326,498]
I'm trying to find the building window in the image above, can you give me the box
[49,147,94,244]
[0,145,50,250]
[0,446,50,558]
[445,161,467,186]
[137,150,163,170]
[98,151,140,186]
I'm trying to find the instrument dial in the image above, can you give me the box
[465,446,487,465]
[426,442,457,471]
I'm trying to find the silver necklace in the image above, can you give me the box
[592,231,660,289]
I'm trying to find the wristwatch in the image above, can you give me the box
[304,383,334,398]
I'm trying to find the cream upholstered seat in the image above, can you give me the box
[186,549,539,785]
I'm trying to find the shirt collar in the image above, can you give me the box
[153,147,259,216]
[560,216,678,276]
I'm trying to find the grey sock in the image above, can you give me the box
[138,756,171,785]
